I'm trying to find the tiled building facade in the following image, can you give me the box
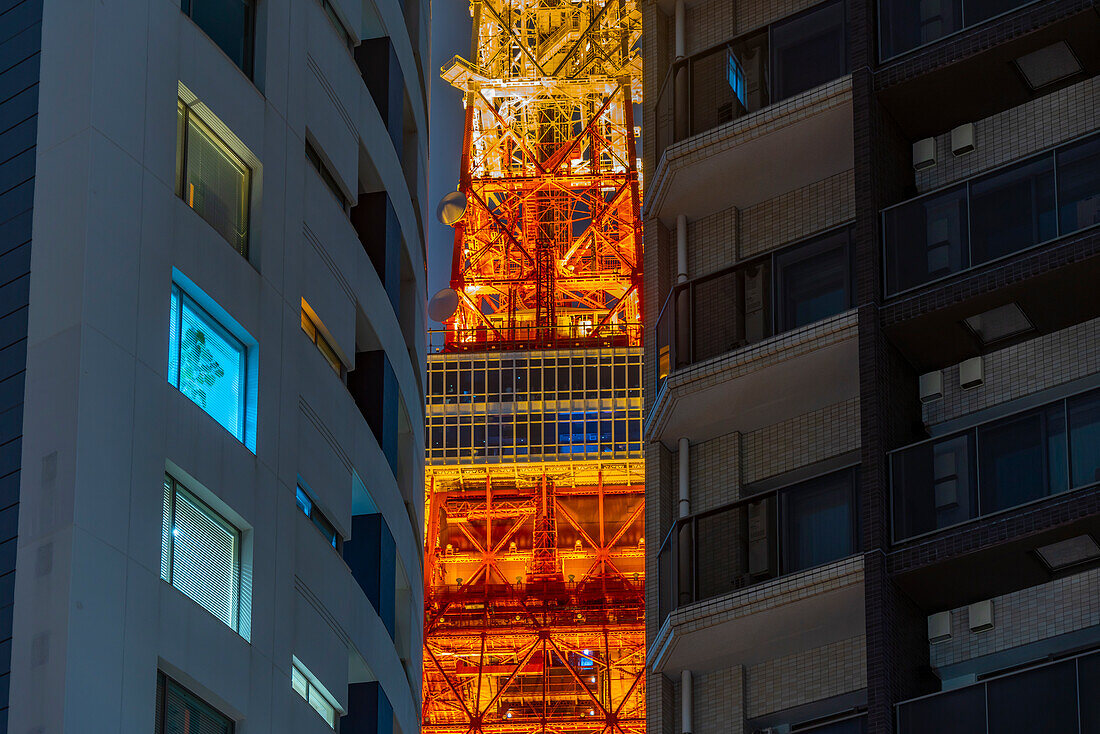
[643,0,1100,732]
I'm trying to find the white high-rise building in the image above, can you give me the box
[2,0,428,731]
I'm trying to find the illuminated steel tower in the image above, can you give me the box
[424,3,644,734]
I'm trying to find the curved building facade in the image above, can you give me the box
[3,0,428,731]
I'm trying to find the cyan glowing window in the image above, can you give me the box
[727,49,747,109]
[168,286,247,442]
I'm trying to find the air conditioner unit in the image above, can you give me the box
[753,725,791,734]
[919,370,943,402]
[743,264,768,344]
[959,357,984,390]
[913,137,936,170]
[747,499,771,577]
[951,123,975,156]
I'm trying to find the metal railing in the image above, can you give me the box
[657,467,858,625]
[896,647,1100,733]
[882,131,1100,297]
[429,324,643,354]
[889,385,1100,543]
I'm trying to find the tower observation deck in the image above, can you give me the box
[424,3,644,734]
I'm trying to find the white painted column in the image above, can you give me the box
[674,0,686,60]
[676,214,688,284]
[678,436,690,518]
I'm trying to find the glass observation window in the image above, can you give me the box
[168,285,248,442]
[1055,135,1100,233]
[181,0,255,77]
[878,0,1037,60]
[292,662,338,729]
[177,100,252,256]
[781,469,858,573]
[156,673,234,734]
[892,387,1100,541]
[161,475,244,634]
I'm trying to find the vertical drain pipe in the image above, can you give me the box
[673,0,687,140]
[678,437,690,518]
[676,436,692,607]
[681,669,693,734]
[675,215,689,369]
[676,215,688,284]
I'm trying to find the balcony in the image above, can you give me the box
[881,132,1100,369]
[892,386,1100,543]
[876,3,1100,139]
[896,649,1100,734]
[649,228,858,446]
[651,468,864,672]
[879,0,1043,60]
[884,133,1100,297]
[647,0,852,222]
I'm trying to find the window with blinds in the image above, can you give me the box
[176,99,252,256]
[291,661,338,729]
[161,474,243,634]
[156,672,234,734]
[168,285,248,443]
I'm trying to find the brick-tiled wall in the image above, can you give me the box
[929,567,1100,669]
[686,207,737,278]
[741,398,861,484]
[740,170,855,259]
[683,0,736,56]
[688,431,741,513]
[694,666,747,734]
[922,316,1100,427]
[746,635,867,718]
[914,76,1099,194]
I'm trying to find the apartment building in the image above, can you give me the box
[0,0,428,731]
[642,0,1099,732]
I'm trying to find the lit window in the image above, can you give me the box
[177,100,252,256]
[181,0,255,77]
[296,485,339,549]
[168,285,249,442]
[291,661,338,729]
[301,305,342,375]
[156,672,234,734]
[161,474,245,635]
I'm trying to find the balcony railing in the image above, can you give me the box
[657,467,858,625]
[896,648,1100,733]
[882,132,1100,297]
[890,385,1100,542]
[878,0,1042,61]
[654,0,848,161]
[655,227,852,392]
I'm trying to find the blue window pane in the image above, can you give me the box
[168,287,246,441]
[1069,390,1100,488]
[296,486,312,516]
[782,470,856,573]
[977,403,1066,514]
[969,153,1056,265]
[1056,135,1100,234]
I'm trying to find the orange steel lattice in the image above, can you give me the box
[423,468,645,734]
[426,4,645,734]
[439,0,643,352]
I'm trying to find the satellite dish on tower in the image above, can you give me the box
[428,288,460,323]
[436,190,467,226]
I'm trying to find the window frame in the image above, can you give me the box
[305,139,350,211]
[169,284,250,443]
[774,226,853,333]
[295,484,341,550]
[300,306,343,376]
[291,660,339,729]
[176,99,254,257]
[156,671,235,734]
[161,473,244,635]
[181,0,257,78]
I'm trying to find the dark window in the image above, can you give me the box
[969,153,1056,265]
[878,0,961,59]
[1056,135,1100,233]
[775,228,850,331]
[770,0,847,100]
[781,469,857,573]
[1069,390,1100,487]
[1080,652,1100,734]
[306,140,348,209]
[182,0,255,77]
[883,184,969,294]
[891,434,978,539]
[977,403,1067,514]
[986,660,1078,734]
[156,672,234,734]
[898,684,986,734]
[964,0,1028,24]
